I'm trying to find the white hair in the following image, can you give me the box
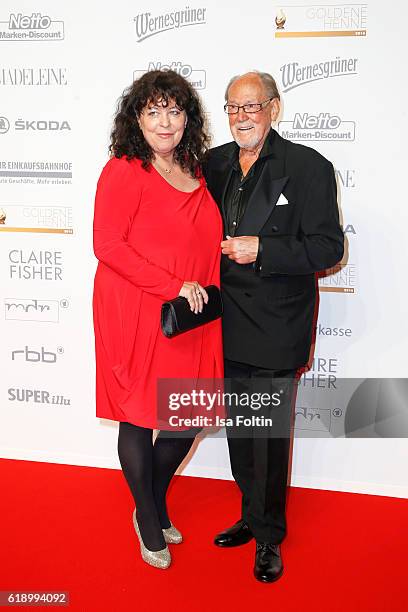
[224,71,281,101]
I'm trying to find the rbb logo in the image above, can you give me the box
[9,13,52,30]
[11,346,58,363]
[293,113,341,129]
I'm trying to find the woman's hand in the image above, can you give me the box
[179,282,209,314]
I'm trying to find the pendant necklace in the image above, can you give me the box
[154,159,174,175]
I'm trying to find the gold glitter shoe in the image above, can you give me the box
[132,509,171,569]
[162,523,183,544]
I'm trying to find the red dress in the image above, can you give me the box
[92,156,224,428]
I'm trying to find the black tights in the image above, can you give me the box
[117,422,199,551]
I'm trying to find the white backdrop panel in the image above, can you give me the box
[1,0,407,498]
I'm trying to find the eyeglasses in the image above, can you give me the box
[224,97,275,115]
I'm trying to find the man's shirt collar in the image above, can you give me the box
[230,128,276,170]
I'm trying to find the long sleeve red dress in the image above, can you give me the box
[92,156,223,429]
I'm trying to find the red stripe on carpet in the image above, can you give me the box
[1,458,407,611]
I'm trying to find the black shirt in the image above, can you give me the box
[222,129,276,238]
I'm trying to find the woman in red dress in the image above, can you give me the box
[92,70,223,569]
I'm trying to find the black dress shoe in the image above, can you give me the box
[214,519,253,547]
[254,542,283,583]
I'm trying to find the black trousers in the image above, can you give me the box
[224,358,298,544]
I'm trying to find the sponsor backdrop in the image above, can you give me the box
[1,0,407,497]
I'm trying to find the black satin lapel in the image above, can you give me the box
[237,163,289,235]
[220,165,234,220]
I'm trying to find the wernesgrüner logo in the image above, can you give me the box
[0,13,64,41]
[278,113,355,142]
[280,57,358,92]
[274,4,367,38]
[134,61,206,89]
[134,7,206,42]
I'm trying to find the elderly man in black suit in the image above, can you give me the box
[203,71,344,583]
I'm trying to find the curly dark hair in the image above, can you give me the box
[109,70,209,177]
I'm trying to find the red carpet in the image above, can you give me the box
[1,458,407,611]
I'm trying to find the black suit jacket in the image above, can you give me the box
[203,129,344,370]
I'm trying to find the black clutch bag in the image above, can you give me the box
[161,284,223,338]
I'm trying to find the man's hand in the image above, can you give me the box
[221,236,259,264]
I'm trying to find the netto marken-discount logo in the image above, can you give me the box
[134,7,206,42]
[134,61,206,89]
[280,57,358,92]
[278,113,355,142]
[0,13,64,41]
